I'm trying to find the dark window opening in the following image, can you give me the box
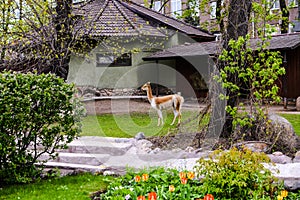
[96,53,132,67]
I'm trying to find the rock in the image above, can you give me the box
[297,97,300,111]
[265,163,300,190]
[185,146,195,153]
[103,170,115,176]
[114,138,133,143]
[293,151,300,163]
[234,141,269,152]
[268,151,292,164]
[268,114,299,156]
[95,90,101,96]
[135,132,146,140]
[171,148,182,153]
[150,148,161,154]
[135,139,153,153]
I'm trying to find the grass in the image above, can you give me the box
[279,113,300,136]
[81,111,300,138]
[0,173,112,200]
[81,110,204,138]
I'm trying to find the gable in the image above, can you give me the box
[73,0,214,40]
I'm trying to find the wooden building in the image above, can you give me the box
[144,33,300,104]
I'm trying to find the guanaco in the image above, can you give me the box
[141,82,184,126]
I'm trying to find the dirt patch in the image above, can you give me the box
[83,99,151,115]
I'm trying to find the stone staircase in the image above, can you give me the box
[42,136,202,176]
[42,136,300,190]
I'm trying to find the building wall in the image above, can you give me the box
[68,32,196,90]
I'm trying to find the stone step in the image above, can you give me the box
[40,153,111,166]
[58,136,134,155]
[43,162,108,174]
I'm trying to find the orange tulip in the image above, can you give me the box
[169,185,175,192]
[142,173,149,181]
[135,175,141,182]
[204,194,214,200]
[181,177,188,184]
[187,171,195,179]
[148,192,157,200]
[281,190,288,198]
[137,196,146,200]
[179,171,186,179]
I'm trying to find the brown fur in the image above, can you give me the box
[141,82,184,126]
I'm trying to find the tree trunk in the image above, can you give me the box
[216,0,225,34]
[219,0,252,138]
[53,0,73,80]
[279,0,289,34]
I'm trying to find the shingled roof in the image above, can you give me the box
[143,33,300,60]
[74,0,214,39]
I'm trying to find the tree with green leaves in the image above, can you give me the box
[0,0,90,80]
[214,0,287,142]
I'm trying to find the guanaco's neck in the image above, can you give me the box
[146,85,154,102]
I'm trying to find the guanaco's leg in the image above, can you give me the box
[157,109,163,126]
[170,109,178,125]
[177,111,182,125]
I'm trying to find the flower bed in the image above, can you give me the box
[96,148,294,200]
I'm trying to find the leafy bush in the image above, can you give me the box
[194,148,284,199]
[0,71,85,185]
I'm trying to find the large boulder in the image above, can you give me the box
[268,114,300,156]
[267,151,292,164]
[296,97,300,111]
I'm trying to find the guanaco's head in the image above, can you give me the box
[141,82,151,91]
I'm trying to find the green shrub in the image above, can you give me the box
[0,71,85,185]
[194,148,284,199]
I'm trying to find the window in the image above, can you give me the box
[153,1,163,13]
[73,0,85,3]
[270,0,280,10]
[96,53,132,67]
[288,0,298,7]
[171,0,182,17]
[210,1,217,19]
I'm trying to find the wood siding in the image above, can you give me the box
[280,47,300,98]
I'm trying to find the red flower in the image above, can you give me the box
[179,172,186,179]
[137,196,146,200]
[148,192,157,200]
[181,177,188,184]
[204,194,214,200]
[135,175,141,182]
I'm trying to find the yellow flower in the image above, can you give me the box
[187,171,195,179]
[281,190,288,198]
[169,185,175,192]
[142,174,149,181]
[277,195,283,200]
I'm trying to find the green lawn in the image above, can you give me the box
[279,113,300,136]
[0,173,112,200]
[81,111,300,138]
[81,111,204,138]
